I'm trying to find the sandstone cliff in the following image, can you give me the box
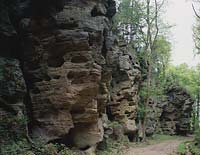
[0,0,141,151]
[0,0,194,154]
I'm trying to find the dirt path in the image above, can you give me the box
[124,139,190,155]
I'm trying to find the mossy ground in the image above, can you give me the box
[0,116,78,155]
[96,134,184,155]
[0,115,189,155]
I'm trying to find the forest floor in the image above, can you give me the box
[124,136,192,155]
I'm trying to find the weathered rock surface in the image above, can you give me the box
[160,86,194,135]
[21,0,116,148]
[107,41,141,136]
[16,0,141,148]
[146,86,194,136]
[146,99,163,136]
[1,0,193,153]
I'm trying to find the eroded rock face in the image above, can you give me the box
[0,0,141,149]
[146,86,194,136]
[146,99,163,136]
[20,0,116,148]
[145,85,194,137]
[107,41,141,136]
[160,86,194,135]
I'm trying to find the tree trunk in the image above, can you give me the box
[197,92,200,128]
[142,52,152,142]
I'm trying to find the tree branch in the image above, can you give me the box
[192,3,200,19]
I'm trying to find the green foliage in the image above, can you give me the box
[142,134,183,147]
[1,139,31,155]
[195,129,200,144]
[189,142,200,155]
[0,115,77,155]
[165,64,200,131]
[108,121,122,129]
[96,137,130,155]
[0,115,27,144]
[193,17,200,54]
[177,142,187,155]
[137,103,146,120]
[1,139,78,155]
[165,64,200,98]
[114,0,146,46]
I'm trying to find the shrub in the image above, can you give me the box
[195,129,200,145]
[177,142,187,155]
[189,142,200,155]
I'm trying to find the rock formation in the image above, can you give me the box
[146,86,194,136]
[146,99,163,136]
[107,41,141,138]
[0,0,141,151]
[0,0,194,153]
[160,86,194,135]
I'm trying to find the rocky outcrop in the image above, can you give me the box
[107,41,141,137]
[21,0,116,149]
[0,0,141,151]
[146,99,163,136]
[146,86,194,136]
[0,2,195,153]
[160,86,194,135]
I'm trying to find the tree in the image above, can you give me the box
[165,64,200,129]
[139,0,166,141]
[115,0,169,141]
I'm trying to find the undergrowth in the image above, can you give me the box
[176,129,200,155]
[0,115,190,155]
[177,142,187,155]
[0,115,78,155]
[96,134,183,155]
[96,137,130,155]
[189,142,200,155]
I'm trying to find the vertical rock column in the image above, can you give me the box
[22,0,116,149]
[106,41,141,139]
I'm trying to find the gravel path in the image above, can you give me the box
[124,139,190,155]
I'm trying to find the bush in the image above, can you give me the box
[1,139,31,155]
[177,142,187,155]
[96,137,130,155]
[195,129,200,145]
[189,142,200,155]
[0,117,78,155]
[1,140,79,155]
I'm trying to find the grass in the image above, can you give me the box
[177,140,200,155]
[0,116,78,155]
[177,142,187,155]
[177,141,200,155]
[130,134,184,148]
[96,137,130,155]
[96,134,185,155]
[189,142,200,155]
[0,115,187,155]
[149,134,184,143]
